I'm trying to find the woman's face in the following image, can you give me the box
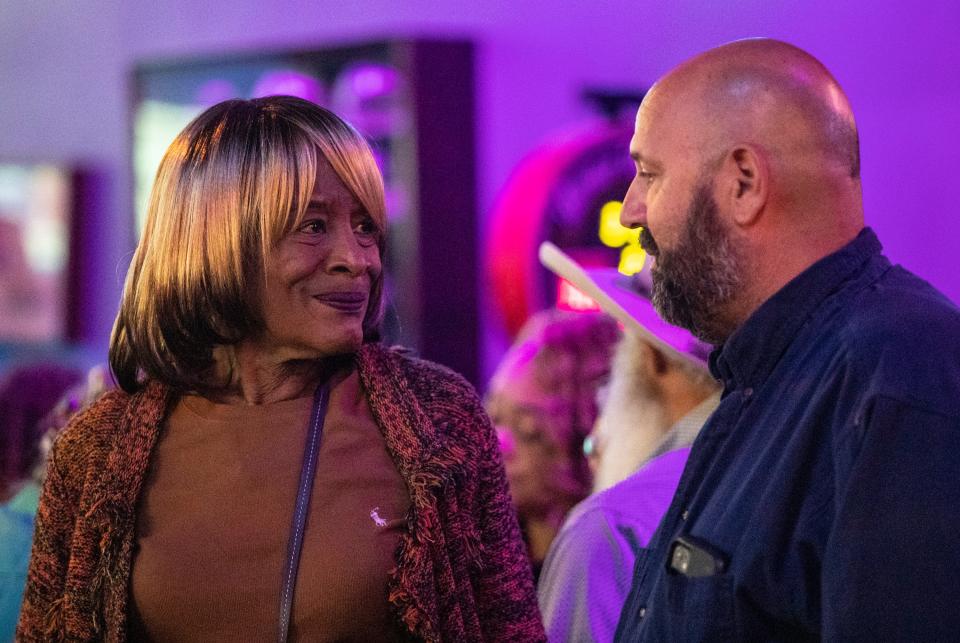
[487,358,580,519]
[257,156,382,360]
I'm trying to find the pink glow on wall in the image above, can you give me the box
[556,279,601,313]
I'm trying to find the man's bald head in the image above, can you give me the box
[621,39,865,342]
[652,39,859,181]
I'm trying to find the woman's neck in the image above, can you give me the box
[524,506,569,564]
[210,343,352,405]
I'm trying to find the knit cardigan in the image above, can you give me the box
[17,343,546,642]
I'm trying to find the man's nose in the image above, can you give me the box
[620,180,647,230]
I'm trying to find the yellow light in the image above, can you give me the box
[598,200,637,248]
[597,199,645,275]
[618,243,647,276]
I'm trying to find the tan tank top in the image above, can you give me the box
[128,368,411,641]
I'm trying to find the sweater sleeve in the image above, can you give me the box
[468,394,547,642]
[16,423,84,641]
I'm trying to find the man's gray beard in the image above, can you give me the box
[649,185,743,345]
[591,333,668,493]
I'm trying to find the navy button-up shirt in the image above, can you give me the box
[615,228,960,641]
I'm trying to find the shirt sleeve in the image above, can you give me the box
[823,394,960,641]
[538,506,639,643]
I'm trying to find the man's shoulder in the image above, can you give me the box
[847,264,959,332]
[548,493,633,573]
[561,492,616,537]
[564,449,691,541]
[839,265,958,347]
[830,265,960,410]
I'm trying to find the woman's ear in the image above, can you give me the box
[719,144,768,227]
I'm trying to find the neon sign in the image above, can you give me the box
[486,119,636,336]
[597,200,645,276]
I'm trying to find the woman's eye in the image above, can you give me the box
[299,219,326,234]
[354,218,380,245]
[513,419,548,445]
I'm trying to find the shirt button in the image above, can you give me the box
[681,509,690,521]
[743,387,754,398]
[639,607,647,619]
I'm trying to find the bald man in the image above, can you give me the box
[614,39,960,641]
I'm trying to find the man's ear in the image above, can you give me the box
[718,144,768,227]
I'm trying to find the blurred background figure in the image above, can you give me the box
[0,363,86,640]
[0,363,85,501]
[486,309,620,580]
[536,243,720,642]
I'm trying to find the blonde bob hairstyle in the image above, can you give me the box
[110,96,387,393]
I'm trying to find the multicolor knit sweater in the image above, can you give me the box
[17,343,546,642]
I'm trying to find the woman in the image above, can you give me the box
[485,309,619,579]
[18,97,544,642]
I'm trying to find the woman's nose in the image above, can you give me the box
[327,227,367,274]
[496,427,516,460]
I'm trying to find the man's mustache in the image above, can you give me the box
[640,228,659,257]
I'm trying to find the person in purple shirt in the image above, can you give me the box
[536,244,720,642]
[615,38,960,641]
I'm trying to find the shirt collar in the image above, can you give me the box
[709,227,883,389]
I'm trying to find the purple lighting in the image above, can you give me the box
[251,69,327,104]
[332,62,407,139]
[195,79,238,106]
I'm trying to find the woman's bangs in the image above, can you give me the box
[316,132,386,230]
[260,133,318,247]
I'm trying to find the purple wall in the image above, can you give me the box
[1,0,957,381]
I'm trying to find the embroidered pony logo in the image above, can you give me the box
[369,507,388,527]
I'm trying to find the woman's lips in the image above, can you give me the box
[314,291,367,313]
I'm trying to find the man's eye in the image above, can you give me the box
[638,170,656,184]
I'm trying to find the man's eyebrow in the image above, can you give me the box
[630,151,660,168]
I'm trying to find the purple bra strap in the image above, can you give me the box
[278,383,330,643]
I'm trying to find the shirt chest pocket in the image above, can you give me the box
[652,568,736,641]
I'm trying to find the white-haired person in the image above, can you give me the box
[535,244,720,643]
[18,97,544,642]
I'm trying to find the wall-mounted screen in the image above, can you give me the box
[0,164,73,343]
